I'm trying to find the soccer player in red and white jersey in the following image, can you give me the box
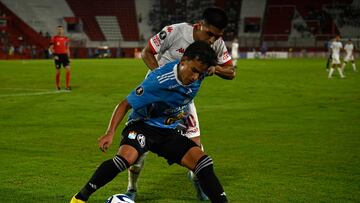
[49,26,71,90]
[125,7,235,201]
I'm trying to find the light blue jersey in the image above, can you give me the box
[126,60,205,129]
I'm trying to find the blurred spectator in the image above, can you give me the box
[45,31,51,39]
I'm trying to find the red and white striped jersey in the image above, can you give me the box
[148,22,232,67]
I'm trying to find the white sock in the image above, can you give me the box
[338,68,345,78]
[353,63,357,71]
[341,63,346,72]
[328,68,335,78]
[233,60,237,67]
[127,152,148,191]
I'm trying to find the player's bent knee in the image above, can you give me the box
[117,144,140,165]
[181,146,205,170]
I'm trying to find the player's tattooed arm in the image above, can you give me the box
[214,65,236,80]
[141,44,159,70]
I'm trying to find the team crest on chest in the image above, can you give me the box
[159,30,167,40]
[135,86,144,96]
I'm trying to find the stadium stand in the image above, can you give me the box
[0,1,49,59]
[262,5,295,41]
[66,0,139,41]
[0,0,358,59]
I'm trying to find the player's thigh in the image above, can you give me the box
[120,123,149,161]
[151,134,198,165]
[54,57,61,69]
[63,55,70,68]
[332,55,341,64]
[344,55,350,63]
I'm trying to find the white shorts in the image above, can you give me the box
[184,101,201,138]
[231,53,238,59]
[332,54,341,65]
[344,54,354,62]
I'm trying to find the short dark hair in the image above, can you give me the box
[203,7,228,29]
[183,41,217,67]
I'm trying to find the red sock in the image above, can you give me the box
[56,72,60,88]
[66,71,71,88]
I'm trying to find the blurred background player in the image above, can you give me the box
[325,38,333,71]
[125,7,235,201]
[260,41,267,59]
[231,37,239,67]
[49,26,71,90]
[341,39,357,72]
[328,35,345,79]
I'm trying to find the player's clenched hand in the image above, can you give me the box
[207,65,216,76]
[98,133,114,152]
[54,55,59,60]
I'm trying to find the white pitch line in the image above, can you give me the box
[0,90,64,98]
[0,87,52,91]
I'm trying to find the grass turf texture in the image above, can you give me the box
[0,58,359,202]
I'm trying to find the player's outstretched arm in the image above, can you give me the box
[141,44,159,70]
[214,64,236,80]
[98,99,132,152]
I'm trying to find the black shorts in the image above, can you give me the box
[54,54,70,69]
[120,121,198,165]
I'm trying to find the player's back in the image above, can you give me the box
[151,22,231,67]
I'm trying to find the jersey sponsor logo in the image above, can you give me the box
[167,26,173,33]
[159,30,167,40]
[164,111,188,125]
[137,134,146,148]
[163,105,187,115]
[128,131,137,139]
[186,127,199,134]
[222,51,230,61]
[135,86,144,96]
[152,35,161,47]
[168,84,180,89]
[177,48,185,53]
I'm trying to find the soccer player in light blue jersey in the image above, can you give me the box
[70,41,228,203]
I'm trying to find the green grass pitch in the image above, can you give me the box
[0,58,359,202]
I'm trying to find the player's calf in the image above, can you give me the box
[194,155,228,203]
[74,155,129,201]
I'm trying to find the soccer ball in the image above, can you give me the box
[105,194,135,203]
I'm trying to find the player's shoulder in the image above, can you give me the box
[166,22,192,35]
[150,61,178,84]
[150,61,178,77]
[211,37,227,52]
